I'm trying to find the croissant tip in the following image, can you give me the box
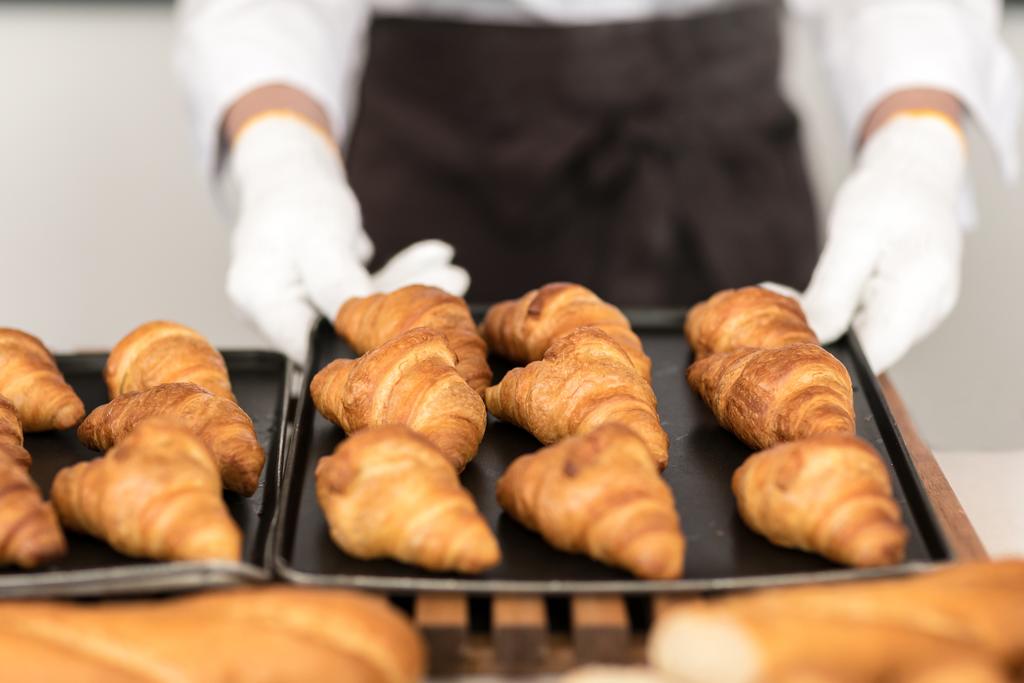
[52,403,86,431]
[841,525,909,568]
[455,539,502,575]
[11,528,68,569]
[623,532,686,580]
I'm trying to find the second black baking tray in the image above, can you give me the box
[275,314,950,594]
[0,351,289,598]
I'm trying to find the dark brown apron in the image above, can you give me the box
[347,2,818,306]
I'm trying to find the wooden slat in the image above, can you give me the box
[570,596,630,664]
[491,596,549,672]
[879,375,988,561]
[413,594,468,676]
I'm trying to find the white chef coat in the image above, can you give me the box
[174,0,1020,180]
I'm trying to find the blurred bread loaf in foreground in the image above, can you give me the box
[649,560,1024,683]
[0,586,425,683]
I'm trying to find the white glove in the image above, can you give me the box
[800,113,967,373]
[226,113,469,364]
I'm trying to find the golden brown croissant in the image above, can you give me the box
[0,586,426,683]
[316,425,500,574]
[0,328,85,432]
[497,424,683,579]
[77,382,265,496]
[481,282,652,381]
[0,395,31,469]
[335,284,491,393]
[685,286,818,360]
[485,327,668,469]
[687,343,854,451]
[648,560,1024,683]
[52,419,242,562]
[732,434,907,567]
[311,328,486,471]
[0,395,67,568]
[104,320,235,401]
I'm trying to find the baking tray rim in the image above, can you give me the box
[275,559,947,595]
[272,311,952,595]
[0,560,269,599]
[0,349,292,598]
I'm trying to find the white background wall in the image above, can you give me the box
[1,2,1021,459]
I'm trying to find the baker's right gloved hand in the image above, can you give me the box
[226,112,469,364]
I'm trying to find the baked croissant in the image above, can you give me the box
[104,320,234,401]
[0,328,84,431]
[0,397,67,568]
[335,284,491,393]
[648,560,1024,683]
[0,586,426,683]
[311,328,486,471]
[52,419,242,562]
[316,425,501,574]
[733,434,907,567]
[0,395,31,469]
[485,327,668,469]
[498,424,682,579]
[481,282,652,381]
[685,286,818,360]
[77,383,265,496]
[687,343,855,450]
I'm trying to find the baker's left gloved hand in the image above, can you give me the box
[799,111,968,373]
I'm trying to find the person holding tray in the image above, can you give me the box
[174,0,1018,373]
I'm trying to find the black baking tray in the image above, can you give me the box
[0,351,290,598]
[275,312,950,594]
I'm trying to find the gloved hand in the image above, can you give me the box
[226,113,469,364]
[799,112,968,373]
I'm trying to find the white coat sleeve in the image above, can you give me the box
[788,0,1021,179]
[173,0,371,176]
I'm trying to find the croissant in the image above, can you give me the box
[104,320,234,401]
[733,434,907,567]
[687,343,854,451]
[0,586,426,683]
[0,395,31,469]
[0,396,67,568]
[316,425,500,574]
[648,560,1024,683]
[52,419,241,562]
[335,284,491,393]
[311,328,486,470]
[77,383,265,496]
[685,286,818,360]
[0,328,84,431]
[485,327,668,469]
[497,423,683,579]
[481,282,652,381]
